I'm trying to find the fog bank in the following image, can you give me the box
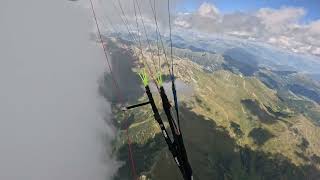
[0,0,117,179]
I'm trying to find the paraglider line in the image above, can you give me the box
[88,0,137,179]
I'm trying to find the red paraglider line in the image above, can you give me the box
[88,0,137,179]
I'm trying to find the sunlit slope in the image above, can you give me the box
[178,63,320,164]
[106,40,320,180]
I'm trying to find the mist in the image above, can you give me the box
[88,0,181,35]
[0,0,118,180]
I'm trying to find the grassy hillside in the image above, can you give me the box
[102,39,320,180]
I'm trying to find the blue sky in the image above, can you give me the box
[179,0,320,22]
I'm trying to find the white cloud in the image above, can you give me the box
[198,2,219,19]
[173,2,320,57]
[309,20,320,35]
[89,1,320,57]
[257,7,305,34]
[0,1,119,179]
[174,16,191,28]
[312,47,320,56]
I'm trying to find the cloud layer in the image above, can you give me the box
[0,0,118,180]
[174,3,320,56]
[91,1,320,57]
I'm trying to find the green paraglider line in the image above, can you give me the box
[89,0,193,179]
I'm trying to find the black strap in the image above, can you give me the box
[125,85,192,180]
[171,77,181,129]
[126,101,150,110]
[144,86,186,175]
[159,86,193,180]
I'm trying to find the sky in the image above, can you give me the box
[179,0,320,21]
[171,0,320,57]
[91,0,320,57]
[0,0,118,180]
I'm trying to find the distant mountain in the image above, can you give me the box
[308,73,320,82]
[102,34,320,180]
[170,32,320,74]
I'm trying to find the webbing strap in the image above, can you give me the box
[171,76,181,129]
[144,86,185,174]
[130,73,193,180]
[159,86,193,180]
[126,101,150,110]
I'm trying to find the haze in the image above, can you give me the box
[0,0,117,180]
